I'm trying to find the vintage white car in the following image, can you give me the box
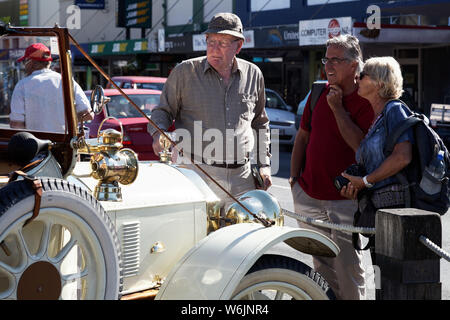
[0,25,339,300]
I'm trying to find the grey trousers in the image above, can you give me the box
[291,182,367,300]
[186,162,255,214]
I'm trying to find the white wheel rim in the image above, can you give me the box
[0,208,107,300]
[232,281,313,300]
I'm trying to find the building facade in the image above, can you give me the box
[1,0,449,114]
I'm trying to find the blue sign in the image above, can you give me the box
[74,0,105,9]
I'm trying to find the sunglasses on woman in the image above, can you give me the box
[359,71,369,80]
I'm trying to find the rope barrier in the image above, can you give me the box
[282,209,450,262]
[282,208,376,235]
[419,236,450,262]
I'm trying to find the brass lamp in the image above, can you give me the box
[88,117,138,201]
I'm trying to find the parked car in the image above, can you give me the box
[106,76,167,91]
[430,103,450,150]
[265,88,296,145]
[84,88,167,161]
[295,80,328,130]
[0,25,338,300]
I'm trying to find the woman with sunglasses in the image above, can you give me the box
[339,56,414,252]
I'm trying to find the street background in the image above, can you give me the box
[267,149,450,300]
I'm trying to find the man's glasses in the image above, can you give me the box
[206,38,239,48]
[321,57,349,65]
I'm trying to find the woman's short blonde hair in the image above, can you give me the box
[363,56,404,99]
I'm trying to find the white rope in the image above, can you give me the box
[282,208,376,235]
[283,210,450,262]
[419,236,450,262]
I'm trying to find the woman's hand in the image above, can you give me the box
[339,173,365,200]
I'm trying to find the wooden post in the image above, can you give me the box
[375,208,442,300]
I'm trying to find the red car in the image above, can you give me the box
[85,89,172,161]
[106,76,167,91]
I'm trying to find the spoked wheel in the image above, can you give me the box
[232,254,335,300]
[0,178,122,300]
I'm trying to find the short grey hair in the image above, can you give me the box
[363,56,404,99]
[327,34,363,73]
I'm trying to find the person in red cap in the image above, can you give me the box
[10,43,93,132]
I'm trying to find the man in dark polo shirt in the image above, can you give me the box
[289,34,374,300]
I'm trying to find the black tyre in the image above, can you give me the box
[232,254,335,300]
[0,178,122,300]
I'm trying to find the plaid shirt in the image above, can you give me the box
[149,56,270,166]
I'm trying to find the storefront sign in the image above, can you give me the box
[0,50,9,61]
[251,25,299,48]
[307,0,357,4]
[164,34,193,53]
[243,30,255,49]
[117,0,151,28]
[251,0,290,11]
[192,30,255,52]
[158,29,165,52]
[74,0,105,9]
[19,0,28,26]
[192,34,206,52]
[9,49,25,60]
[89,39,148,56]
[299,17,352,46]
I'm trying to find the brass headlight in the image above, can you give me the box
[206,200,222,234]
[225,190,284,227]
[88,119,138,201]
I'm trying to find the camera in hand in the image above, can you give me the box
[334,164,366,191]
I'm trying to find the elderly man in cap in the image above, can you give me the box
[149,12,271,212]
[10,43,93,133]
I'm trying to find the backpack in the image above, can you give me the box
[353,100,450,251]
[307,81,327,131]
[384,101,450,215]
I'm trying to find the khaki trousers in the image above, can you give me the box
[186,162,255,213]
[291,182,366,300]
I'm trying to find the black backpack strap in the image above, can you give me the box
[307,82,327,131]
[384,115,421,156]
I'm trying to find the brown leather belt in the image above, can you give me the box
[190,154,250,169]
[205,159,249,169]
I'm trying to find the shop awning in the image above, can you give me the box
[375,0,450,21]
[354,22,450,44]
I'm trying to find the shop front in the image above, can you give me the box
[237,24,308,112]
[71,37,186,90]
[354,22,450,114]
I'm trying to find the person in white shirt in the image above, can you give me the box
[9,43,93,133]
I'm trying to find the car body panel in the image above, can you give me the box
[107,76,167,91]
[155,223,339,300]
[265,88,296,145]
[70,161,218,294]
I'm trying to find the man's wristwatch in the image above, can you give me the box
[288,176,298,187]
[363,175,374,188]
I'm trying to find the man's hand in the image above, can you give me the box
[326,85,344,113]
[77,110,94,122]
[151,131,163,156]
[259,166,272,190]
